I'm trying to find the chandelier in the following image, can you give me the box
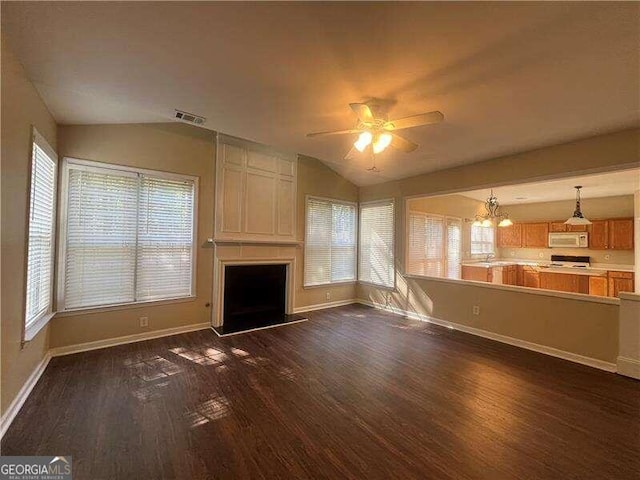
[472,190,513,228]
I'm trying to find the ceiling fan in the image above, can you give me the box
[306,100,444,162]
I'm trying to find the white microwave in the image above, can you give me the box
[548,232,589,248]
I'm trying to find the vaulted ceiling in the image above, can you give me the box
[2,2,638,185]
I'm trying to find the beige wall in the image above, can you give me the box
[51,123,216,348]
[407,194,485,260]
[497,195,635,265]
[359,128,640,203]
[617,293,640,378]
[47,130,357,348]
[295,155,359,307]
[359,279,619,363]
[357,128,640,364]
[502,195,634,222]
[1,39,57,415]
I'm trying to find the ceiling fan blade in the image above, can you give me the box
[386,111,444,130]
[306,129,360,138]
[390,133,419,153]
[349,103,374,122]
[344,146,360,160]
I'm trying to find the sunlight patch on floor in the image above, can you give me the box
[185,396,231,428]
[170,347,228,365]
[126,355,182,382]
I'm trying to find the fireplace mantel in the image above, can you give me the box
[211,243,297,327]
[209,238,302,247]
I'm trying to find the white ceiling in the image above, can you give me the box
[2,2,639,186]
[461,168,640,205]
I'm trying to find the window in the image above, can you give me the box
[446,218,462,279]
[24,129,57,339]
[59,159,197,311]
[358,200,395,287]
[407,212,461,279]
[304,197,357,286]
[470,224,495,255]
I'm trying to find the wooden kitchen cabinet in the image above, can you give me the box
[462,265,492,282]
[607,271,634,297]
[516,265,524,286]
[522,222,549,248]
[549,221,586,233]
[549,222,567,232]
[522,267,540,288]
[502,265,517,285]
[497,223,522,248]
[608,218,634,250]
[587,218,633,250]
[588,276,608,297]
[540,272,588,294]
[588,220,609,250]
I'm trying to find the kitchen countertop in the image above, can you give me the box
[461,259,635,276]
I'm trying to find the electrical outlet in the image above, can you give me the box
[510,251,516,257]
[326,291,331,301]
[538,252,544,258]
[139,316,148,327]
[472,306,480,315]
[604,254,611,261]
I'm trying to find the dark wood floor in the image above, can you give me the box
[2,304,639,479]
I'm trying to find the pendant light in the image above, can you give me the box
[565,186,592,225]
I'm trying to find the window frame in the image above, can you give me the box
[470,223,496,256]
[57,157,199,313]
[303,195,358,288]
[358,198,396,289]
[405,210,462,280]
[23,128,58,341]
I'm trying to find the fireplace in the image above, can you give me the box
[224,264,286,324]
[214,262,305,335]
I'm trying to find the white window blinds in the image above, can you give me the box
[407,212,461,280]
[25,131,57,336]
[137,176,195,301]
[61,160,196,310]
[446,218,462,279]
[304,197,357,286]
[359,200,395,287]
[471,224,495,255]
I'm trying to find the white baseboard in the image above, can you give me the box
[293,299,356,314]
[616,356,640,379]
[357,299,617,373]
[0,353,51,440]
[212,317,309,337]
[49,323,211,357]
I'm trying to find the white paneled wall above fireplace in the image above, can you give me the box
[215,134,297,243]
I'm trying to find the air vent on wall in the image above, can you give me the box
[174,109,206,126]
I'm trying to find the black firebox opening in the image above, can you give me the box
[219,264,304,335]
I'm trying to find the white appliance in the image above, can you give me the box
[549,254,591,268]
[548,232,589,248]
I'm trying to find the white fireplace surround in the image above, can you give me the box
[212,243,297,327]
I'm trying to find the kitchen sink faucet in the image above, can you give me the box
[485,253,495,262]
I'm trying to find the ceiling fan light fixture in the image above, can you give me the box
[354,131,372,152]
[372,132,393,154]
